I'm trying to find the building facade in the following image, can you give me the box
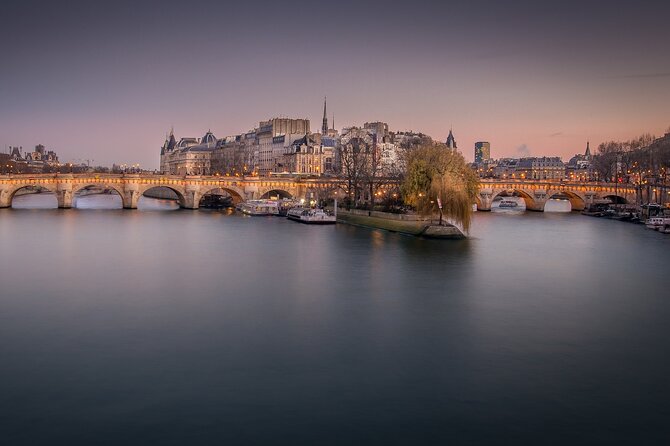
[515,156,566,180]
[160,131,215,175]
[256,118,310,176]
[7,144,60,173]
[280,134,335,175]
[566,142,593,181]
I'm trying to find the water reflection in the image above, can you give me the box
[11,191,58,209]
[491,196,571,213]
[74,193,123,209]
[1,194,669,444]
[137,196,180,210]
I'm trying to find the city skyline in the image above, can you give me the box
[2,0,669,168]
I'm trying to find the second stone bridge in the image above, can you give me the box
[477,180,636,211]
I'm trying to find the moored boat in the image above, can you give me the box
[200,194,233,209]
[645,217,668,230]
[287,207,336,224]
[277,198,301,216]
[498,199,519,208]
[237,200,279,216]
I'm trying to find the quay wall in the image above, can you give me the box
[336,209,465,239]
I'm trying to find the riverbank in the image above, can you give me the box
[335,208,466,239]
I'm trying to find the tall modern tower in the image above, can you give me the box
[474,141,491,163]
[322,97,328,135]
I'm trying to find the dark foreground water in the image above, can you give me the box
[1,195,669,445]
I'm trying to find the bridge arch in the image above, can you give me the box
[259,188,293,200]
[5,184,59,208]
[139,185,187,208]
[491,189,536,210]
[603,194,628,204]
[72,183,125,198]
[546,190,586,211]
[72,183,127,208]
[197,185,245,205]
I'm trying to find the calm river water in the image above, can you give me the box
[1,194,669,445]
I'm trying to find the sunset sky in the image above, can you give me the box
[1,0,669,168]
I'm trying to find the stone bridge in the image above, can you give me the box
[0,174,638,212]
[0,174,348,209]
[477,180,637,211]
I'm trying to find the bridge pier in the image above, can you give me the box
[526,190,547,212]
[477,189,493,211]
[56,184,73,209]
[0,188,10,208]
[182,187,199,209]
[122,190,140,209]
[526,200,546,212]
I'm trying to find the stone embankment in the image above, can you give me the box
[335,208,466,239]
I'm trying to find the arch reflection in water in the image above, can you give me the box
[10,186,58,209]
[73,185,123,209]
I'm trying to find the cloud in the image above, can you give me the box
[549,132,563,137]
[516,144,531,156]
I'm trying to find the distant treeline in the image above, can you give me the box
[594,127,670,182]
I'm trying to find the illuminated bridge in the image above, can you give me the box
[0,174,636,211]
[0,174,347,209]
[477,179,636,211]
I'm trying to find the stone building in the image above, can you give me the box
[279,134,335,175]
[515,156,566,180]
[7,144,60,172]
[493,158,519,179]
[211,134,254,176]
[255,118,310,176]
[160,130,216,175]
[566,142,593,181]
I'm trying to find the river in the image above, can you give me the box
[1,194,669,445]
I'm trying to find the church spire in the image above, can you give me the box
[446,128,457,149]
[585,141,591,158]
[322,96,328,134]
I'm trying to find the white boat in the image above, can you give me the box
[645,217,669,230]
[498,199,519,208]
[237,200,279,216]
[287,207,336,224]
[277,198,302,216]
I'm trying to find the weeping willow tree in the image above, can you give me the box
[401,142,479,232]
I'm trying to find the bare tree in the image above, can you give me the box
[337,136,369,208]
[594,141,625,181]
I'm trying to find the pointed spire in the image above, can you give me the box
[167,127,177,151]
[322,96,328,134]
[585,141,591,158]
[446,128,457,149]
